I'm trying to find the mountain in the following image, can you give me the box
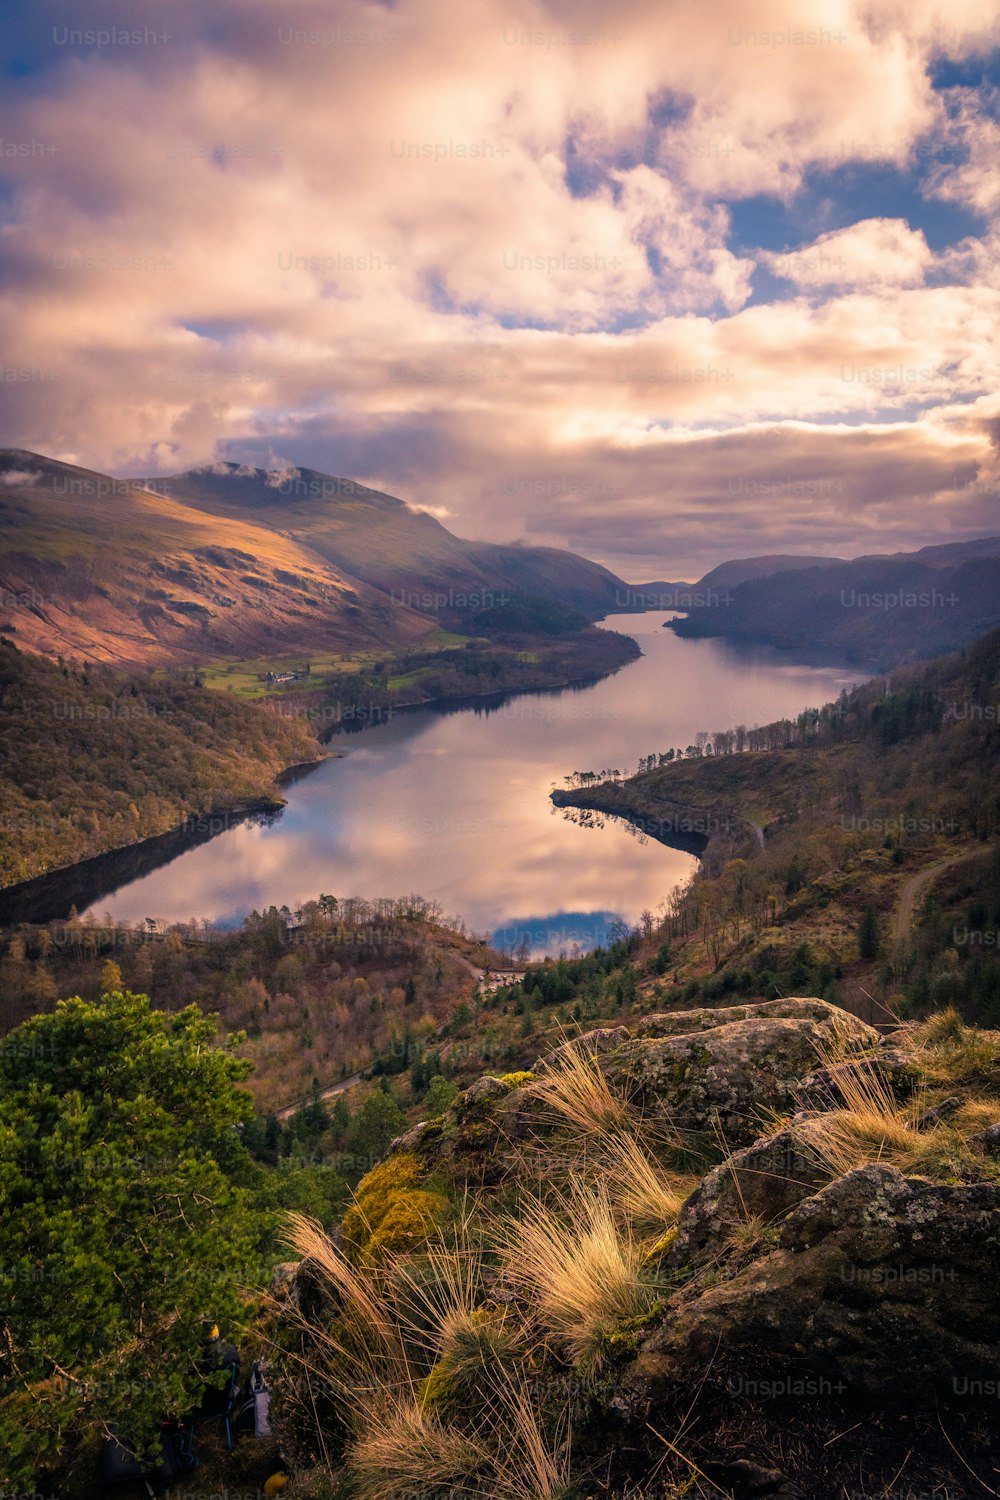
[629,543,1000,641]
[669,537,1000,666]
[624,558,845,609]
[694,551,845,593]
[0,450,435,665]
[0,451,630,667]
[133,461,629,627]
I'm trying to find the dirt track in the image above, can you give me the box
[892,849,981,949]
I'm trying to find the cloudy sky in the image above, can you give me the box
[1,0,998,578]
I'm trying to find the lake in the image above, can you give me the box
[80,613,863,955]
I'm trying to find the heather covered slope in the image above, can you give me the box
[0,450,436,665]
[139,461,630,625]
[137,462,498,604]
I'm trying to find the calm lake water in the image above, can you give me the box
[82,614,862,955]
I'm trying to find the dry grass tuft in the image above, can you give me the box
[905,1010,1000,1085]
[794,1049,925,1179]
[386,1206,488,1361]
[727,1212,782,1257]
[285,1210,408,1380]
[500,1181,660,1370]
[528,1038,633,1137]
[484,1367,574,1500]
[347,1397,491,1500]
[601,1130,697,1233]
[953,1098,1000,1137]
[918,1005,967,1045]
[790,1042,998,1182]
[285,1212,571,1500]
[526,1035,696,1233]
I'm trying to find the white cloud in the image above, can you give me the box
[926,87,1000,218]
[764,219,934,289]
[0,0,997,572]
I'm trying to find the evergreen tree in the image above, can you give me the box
[0,991,267,1483]
[349,1089,407,1161]
[859,903,881,961]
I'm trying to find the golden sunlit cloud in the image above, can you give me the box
[0,0,998,574]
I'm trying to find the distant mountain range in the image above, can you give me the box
[635,538,1000,667]
[0,452,626,665]
[3,447,997,671]
[137,463,627,622]
[630,554,844,603]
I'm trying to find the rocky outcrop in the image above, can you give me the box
[600,997,876,1144]
[407,1000,1000,1417]
[282,999,1000,1499]
[638,1165,1000,1403]
[394,999,880,1178]
[396,999,880,1168]
[669,1127,829,1266]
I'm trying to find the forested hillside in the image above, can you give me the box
[0,639,318,887]
[554,628,1000,1025]
[0,895,506,1110]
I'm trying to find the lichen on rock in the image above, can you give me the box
[601,997,876,1145]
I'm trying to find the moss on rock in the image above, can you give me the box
[341,1152,449,1266]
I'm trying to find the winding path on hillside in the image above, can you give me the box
[892,848,982,950]
[276,1069,365,1122]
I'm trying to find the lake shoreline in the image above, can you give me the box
[318,651,643,737]
[0,642,643,928]
[0,789,308,927]
[550,781,761,873]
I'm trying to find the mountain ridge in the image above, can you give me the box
[667,538,1000,666]
[132,459,629,625]
[0,450,629,665]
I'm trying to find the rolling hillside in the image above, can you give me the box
[668,537,1000,665]
[0,451,631,667]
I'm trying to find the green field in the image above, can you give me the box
[199,630,470,698]
[200,652,375,697]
